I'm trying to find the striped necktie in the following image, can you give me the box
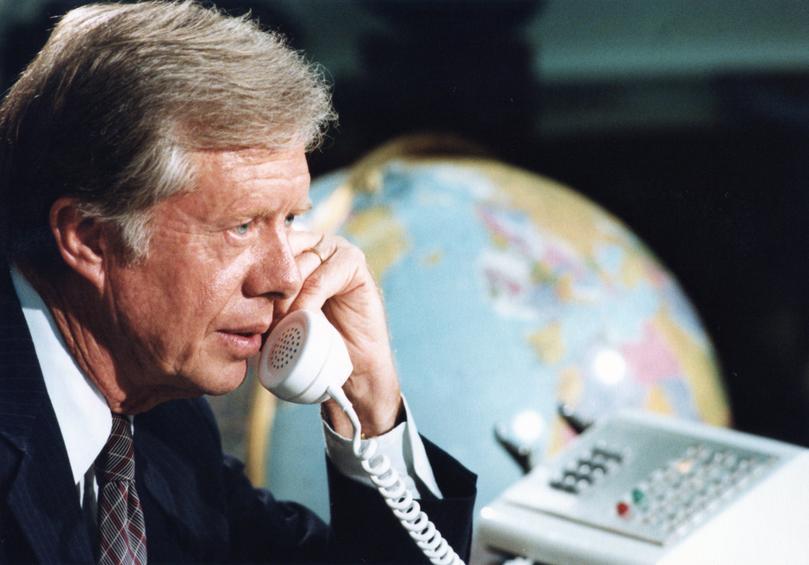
[95,414,148,565]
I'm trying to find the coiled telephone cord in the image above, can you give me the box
[328,386,465,565]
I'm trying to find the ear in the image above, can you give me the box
[49,197,110,290]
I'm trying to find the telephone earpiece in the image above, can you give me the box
[257,309,353,404]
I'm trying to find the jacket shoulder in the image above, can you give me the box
[135,397,222,459]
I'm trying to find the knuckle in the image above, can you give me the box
[347,244,366,263]
[329,236,367,265]
[331,235,350,250]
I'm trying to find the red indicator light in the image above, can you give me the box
[616,501,631,517]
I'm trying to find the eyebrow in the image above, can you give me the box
[246,201,312,219]
[294,201,314,214]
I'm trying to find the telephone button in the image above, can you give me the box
[631,488,646,505]
[550,477,578,494]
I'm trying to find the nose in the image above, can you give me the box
[243,227,302,301]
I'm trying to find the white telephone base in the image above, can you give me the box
[479,410,809,564]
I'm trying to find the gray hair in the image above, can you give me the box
[0,0,335,269]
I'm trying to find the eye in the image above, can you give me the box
[231,221,253,236]
[284,214,296,227]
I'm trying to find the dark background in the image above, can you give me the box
[3,0,809,445]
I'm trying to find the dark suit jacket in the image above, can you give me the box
[0,266,476,563]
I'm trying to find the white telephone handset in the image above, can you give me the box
[257,310,463,565]
[258,310,352,404]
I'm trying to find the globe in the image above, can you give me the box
[262,139,730,522]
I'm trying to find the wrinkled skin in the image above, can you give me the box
[44,147,401,436]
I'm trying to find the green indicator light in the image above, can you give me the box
[632,488,646,504]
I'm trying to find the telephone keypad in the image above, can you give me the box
[616,443,772,540]
[544,431,777,544]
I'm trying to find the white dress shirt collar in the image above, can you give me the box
[10,266,112,486]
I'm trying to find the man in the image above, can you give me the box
[0,2,476,563]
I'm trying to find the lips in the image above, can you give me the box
[222,323,271,336]
[216,322,271,358]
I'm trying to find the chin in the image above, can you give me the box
[200,360,250,396]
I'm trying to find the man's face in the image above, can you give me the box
[101,147,310,401]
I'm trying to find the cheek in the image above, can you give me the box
[108,259,213,343]
[201,252,256,311]
[110,244,256,352]
[109,269,187,347]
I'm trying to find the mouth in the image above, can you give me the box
[216,323,271,358]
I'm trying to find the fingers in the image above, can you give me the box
[293,231,338,283]
[288,236,367,315]
[288,229,325,256]
[274,231,364,318]
[271,230,322,319]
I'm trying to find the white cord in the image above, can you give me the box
[327,386,465,565]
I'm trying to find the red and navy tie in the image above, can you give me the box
[95,414,148,565]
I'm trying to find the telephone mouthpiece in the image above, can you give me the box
[257,310,353,404]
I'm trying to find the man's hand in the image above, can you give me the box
[276,230,402,438]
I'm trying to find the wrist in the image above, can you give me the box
[322,391,403,438]
[360,393,404,437]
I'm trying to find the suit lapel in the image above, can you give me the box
[0,265,94,563]
[134,402,229,560]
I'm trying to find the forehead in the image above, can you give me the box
[193,146,310,189]
[181,146,310,209]
[148,146,310,225]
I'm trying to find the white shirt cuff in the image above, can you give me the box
[322,394,443,499]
